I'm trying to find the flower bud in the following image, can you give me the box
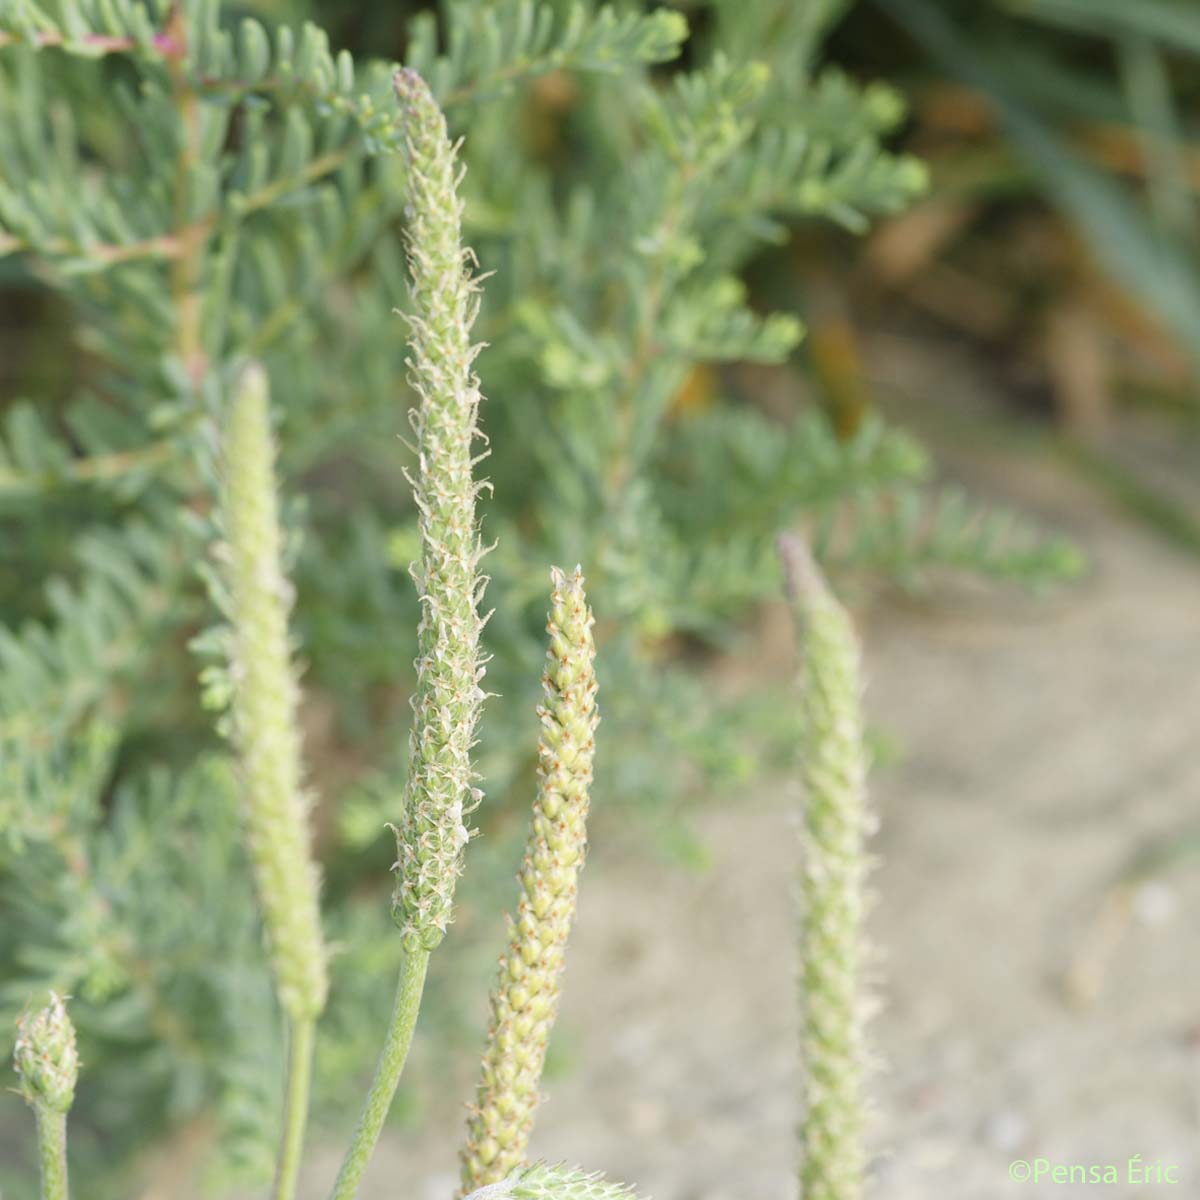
[14,993,78,1114]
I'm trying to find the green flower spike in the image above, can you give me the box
[221,362,328,1026]
[14,992,78,1200]
[779,533,874,1200]
[328,69,489,1200]
[461,567,599,1195]
[220,363,327,1200]
[389,65,490,954]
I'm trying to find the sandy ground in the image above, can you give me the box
[302,337,1200,1200]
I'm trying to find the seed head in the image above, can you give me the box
[220,362,328,1021]
[780,533,873,1200]
[460,568,598,1193]
[389,69,489,951]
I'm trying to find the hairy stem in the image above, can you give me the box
[35,1108,69,1200]
[328,949,430,1200]
[272,1017,315,1200]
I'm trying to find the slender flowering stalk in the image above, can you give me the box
[779,534,873,1200]
[221,361,328,1022]
[329,68,488,1200]
[461,567,599,1195]
[14,992,78,1200]
[220,363,327,1199]
[389,66,489,953]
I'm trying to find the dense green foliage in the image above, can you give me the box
[0,0,1078,1191]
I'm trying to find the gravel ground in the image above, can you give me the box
[302,336,1200,1200]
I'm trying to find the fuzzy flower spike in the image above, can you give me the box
[219,363,328,1200]
[779,533,874,1200]
[221,362,328,1026]
[390,65,490,953]
[329,69,489,1200]
[14,992,78,1200]
[460,567,599,1195]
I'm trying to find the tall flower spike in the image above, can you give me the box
[327,71,490,1200]
[221,362,328,1024]
[779,534,873,1200]
[15,992,78,1200]
[460,567,599,1195]
[390,67,490,952]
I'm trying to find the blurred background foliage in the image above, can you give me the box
[836,0,1200,548]
[5,0,1190,1192]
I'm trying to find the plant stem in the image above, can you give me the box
[328,948,431,1200]
[272,1017,315,1200]
[35,1108,68,1200]
[164,2,208,387]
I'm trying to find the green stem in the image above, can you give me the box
[273,1018,315,1200]
[35,1107,68,1200]
[328,948,431,1200]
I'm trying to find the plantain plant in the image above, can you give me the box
[2,1,1073,1194]
[11,67,880,1200]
